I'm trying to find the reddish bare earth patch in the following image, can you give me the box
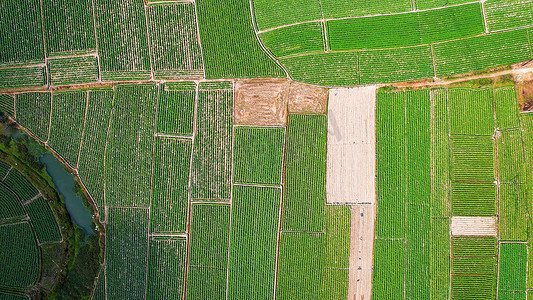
[234,79,289,126]
[287,82,327,114]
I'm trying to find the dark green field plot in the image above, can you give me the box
[15,92,52,142]
[42,0,96,55]
[0,66,46,90]
[146,237,186,299]
[0,0,44,65]
[260,22,325,58]
[451,237,497,257]
[187,267,227,300]
[150,138,191,234]
[0,94,14,116]
[451,136,494,182]
[48,91,87,168]
[373,239,405,298]
[499,184,528,241]
[25,197,61,243]
[451,275,497,299]
[452,257,497,275]
[499,243,527,293]
[494,86,520,130]
[92,268,105,300]
[147,2,204,79]
[105,85,158,207]
[0,161,10,178]
[191,86,233,201]
[451,181,496,216]
[233,126,284,186]
[253,0,322,30]
[157,84,195,136]
[227,185,281,299]
[3,168,39,203]
[106,207,149,299]
[48,56,99,86]
[406,204,430,298]
[321,0,412,19]
[448,88,494,136]
[276,232,325,299]
[283,114,326,232]
[0,184,25,220]
[328,4,484,51]
[77,90,113,211]
[0,222,39,289]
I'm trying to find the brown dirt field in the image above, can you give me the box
[234,79,289,126]
[287,82,328,114]
[348,204,375,300]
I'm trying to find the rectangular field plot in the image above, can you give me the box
[0,222,39,289]
[430,217,450,299]
[452,237,498,256]
[448,88,495,136]
[227,185,281,299]
[280,52,359,86]
[406,205,430,298]
[0,66,46,89]
[430,88,450,217]
[0,0,44,65]
[77,90,113,211]
[105,85,158,207]
[94,0,151,80]
[48,91,87,168]
[450,216,497,236]
[146,237,186,299]
[150,138,191,234]
[14,92,52,142]
[147,2,203,79]
[495,86,520,130]
[499,243,527,293]
[253,0,322,30]
[372,239,405,298]
[191,86,233,201]
[451,182,496,216]
[187,267,227,300]
[233,126,285,186]
[500,184,528,241]
[25,197,62,243]
[359,46,434,84]
[485,0,533,32]
[415,0,477,10]
[156,84,195,136]
[260,22,325,58]
[451,136,494,182]
[324,268,348,299]
[498,129,526,183]
[434,29,531,77]
[325,206,350,269]
[48,56,99,85]
[321,0,412,19]
[0,94,14,117]
[106,207,149,299]
[276,232,325,299]
[195,0,284,78]
[42,0,96,55]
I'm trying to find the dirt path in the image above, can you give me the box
[348,204,376,300]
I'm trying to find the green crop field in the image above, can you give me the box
[47,91,87,168]
[499,243,527,294]
[430,88,450,217]
[14,92,52,142]
[24,197,61,243]
[485,0,533,32]
[0,184,25,219]
[48,56,99,85]
[3,168,39,203]
[0,222,39,289]
[373,239,405,298]
[448,88,495,136]
[495,87,521,130]
[156,83,195,136]
[451,136,495,182]
[260,22,325,58]
[146,237,186,299]
[406,205,431,298]
[0,67,46,90]
[0,94,14,116]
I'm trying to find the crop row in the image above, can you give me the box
[3,167,39,203]
[0,94,14,117]
[451,181,496,216]
[499,243,527,293]
[373,239,405,298]
[448,88,495,135]
[0,183,25,219]
[48,56,99,86]
[146,237,186,299]
[24,196,62,243]
[0,222,39,289]
[485,0,533,32]
[156,84,195,136]
[14,92,51,142]
[494,87,521,131]
[430,88,450,217]
[450,136,495,182]
[0,66,46,90]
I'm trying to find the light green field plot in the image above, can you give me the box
[105,85,158,207]
[25,196,61,243]
[0,222,39,289]
[500,184,528,241]
[147,2,203,79]
[433,29,531,77]
[283,114,326,232]
[253,0,322,30]
[406,204,430,298]
[106,207,149,299]
[0,67,46,89]
[358,46,434,84]
[451,275,497,299]
[233,126,284,186]
[0,0,44,65]
[227,185,280,299]
[0,94,14,116]
[150,138,191,233]
[498,129,526,183]
[48,91,87,167]
[430,217,450,299]
[320,0,412,19]
[430,88,450,217]
[485,0,533,32]
[48,56,99,85]
[324,206,350,269]
[451,181,496,216]
[499,243,527,293]
[260,22,325,58]
[191,85,233,200]
[450,136,494,182]
[14,92,52,142]
[327,4,484,51]
[42,0,96,55]
[280,52,358,86]
[276,232,325,299]
[323,268,348,299]
[376,91,405,239]
[3,168,39,203]
[93,0,151,80]
[187,267,227,300]
[195,0,284,78]
[448,88,494,136]
[451,257,497,275]
[157,84,195,136]
[146,237,186,299]
[495,87,520,130]
[0,184,25,219]
[451,237,497,256]
[415,0,476,10]
[77,90,113,211]
[373,239,405,298]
